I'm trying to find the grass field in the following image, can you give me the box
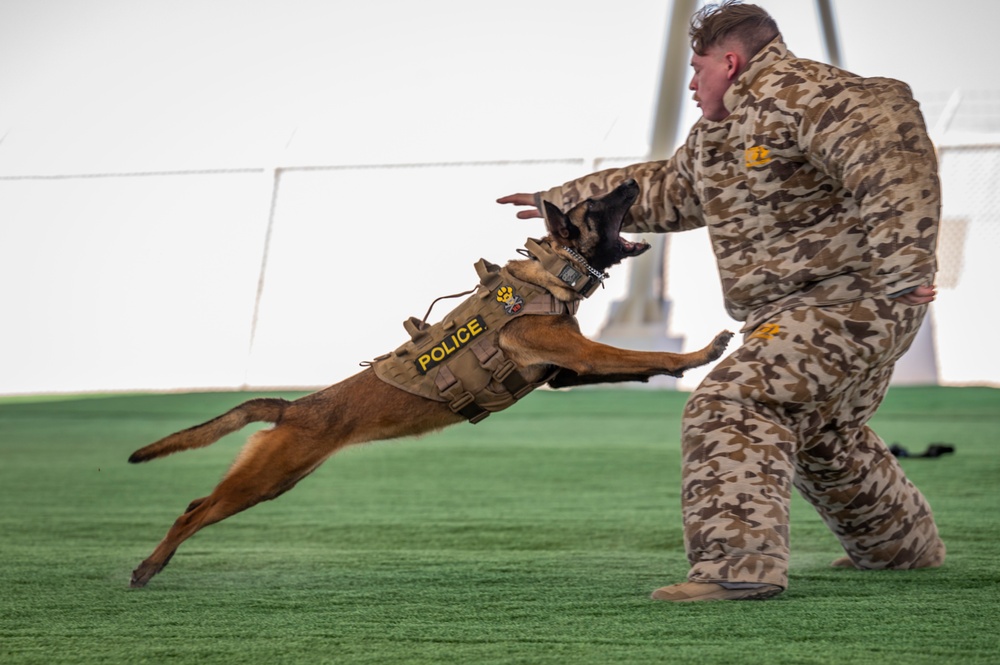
[1,386,998,664]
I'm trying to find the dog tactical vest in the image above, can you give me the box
[368,239,605,424]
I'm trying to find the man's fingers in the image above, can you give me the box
[896,284,937,305]
[497,192,542,220]
[496,192,536,206]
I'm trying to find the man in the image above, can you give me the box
[498,0,945,602]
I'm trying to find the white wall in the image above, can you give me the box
[3,146,997,395]
[0,172,267,392]
[2,0,998,394]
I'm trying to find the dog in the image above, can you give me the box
[127,179,733,588]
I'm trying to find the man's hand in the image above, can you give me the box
[496,193,542,219]
[893,284,937,306]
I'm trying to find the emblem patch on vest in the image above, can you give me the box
[496,285,525,315]
[415,315,488,374]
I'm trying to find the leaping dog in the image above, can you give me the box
[128,179,732,588]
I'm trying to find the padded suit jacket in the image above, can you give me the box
[537,37,940,331]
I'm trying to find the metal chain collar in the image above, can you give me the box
[560,246,609,284]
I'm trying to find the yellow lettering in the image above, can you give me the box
[413,315,489,375]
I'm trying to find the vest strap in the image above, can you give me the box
[470,336,533,400]
[475,258,504,290]
[434,365,490,424]
[493,359,531,399]
[449,390,490,424]
[403,316,430,344]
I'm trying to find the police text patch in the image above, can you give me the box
[415,315,488,374]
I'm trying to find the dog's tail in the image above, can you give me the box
[128,397,291,463]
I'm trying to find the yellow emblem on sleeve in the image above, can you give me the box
[744,145,772,168]
[750,323,782,340]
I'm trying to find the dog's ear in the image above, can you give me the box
[543,200,580,242]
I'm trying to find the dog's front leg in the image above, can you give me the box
[547,369,663,389]
[500,315,732,383]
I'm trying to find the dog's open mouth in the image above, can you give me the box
[619,237,651,257]
[607,179,650,259]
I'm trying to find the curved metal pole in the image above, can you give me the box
[650,0,699,159]
[596,0,696,349]
[634,0,698,309]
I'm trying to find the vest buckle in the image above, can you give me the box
[448,391,490,424]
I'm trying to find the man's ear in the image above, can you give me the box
[543,200,579,241]
[725,50,742,80]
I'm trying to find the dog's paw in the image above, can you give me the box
[129,563,156,589]
[708,330,734,360]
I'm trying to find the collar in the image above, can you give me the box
[721,36,792,120]
[521,238,607,298]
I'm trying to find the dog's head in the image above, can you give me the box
[542,179,650,272]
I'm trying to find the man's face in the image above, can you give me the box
[689,46,736,121]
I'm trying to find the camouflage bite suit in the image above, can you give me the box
[536,37,945,589]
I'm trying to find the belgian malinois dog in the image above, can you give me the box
[127,179,732,588]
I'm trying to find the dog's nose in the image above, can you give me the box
[621,178,639,193]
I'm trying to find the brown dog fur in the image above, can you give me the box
[127,179,732,588]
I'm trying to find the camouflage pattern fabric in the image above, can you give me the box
[534,37,945,588]
[682,297,944,588]
[537,37,939,332]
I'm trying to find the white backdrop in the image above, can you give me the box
[2,0,998,395]
[2,147,996,395]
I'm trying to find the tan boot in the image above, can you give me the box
[830,556,859,568]
[650,582,784,602]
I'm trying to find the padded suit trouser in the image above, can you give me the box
[680,296,946,589]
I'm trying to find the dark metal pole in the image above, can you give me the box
[816,0,843,68]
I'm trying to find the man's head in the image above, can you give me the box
[687,1,779,121]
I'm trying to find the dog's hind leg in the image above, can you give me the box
[130,371,461,588]
[129,425,334,588]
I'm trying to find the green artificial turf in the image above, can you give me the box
[1,387,998,664]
